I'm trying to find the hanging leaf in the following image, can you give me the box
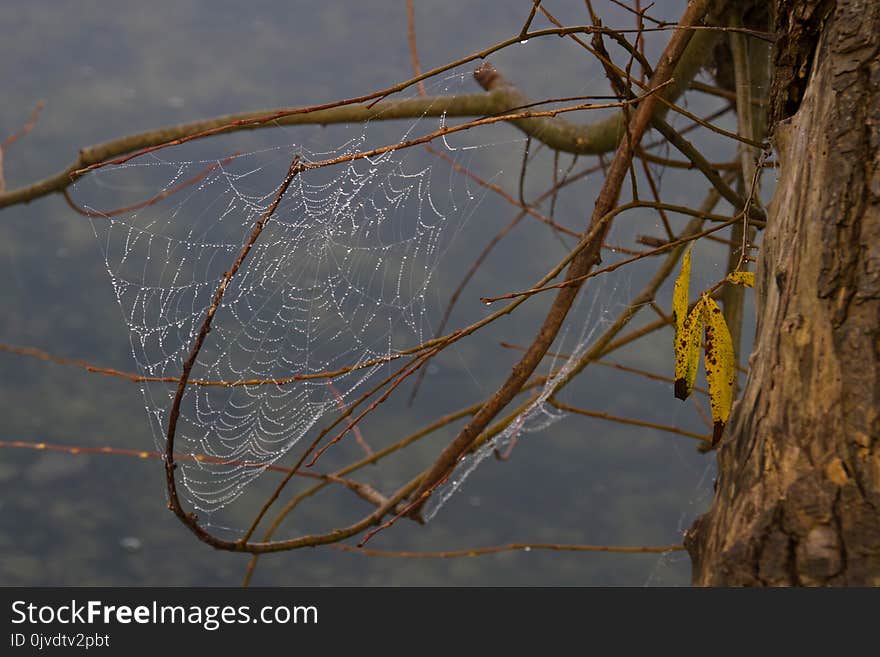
[725,271,755,288]
[702,294,735,445]
[672,245,693,333]
[673,245,702,400]
[674,296,705,400]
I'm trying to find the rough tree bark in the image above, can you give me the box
[686,0,880,585]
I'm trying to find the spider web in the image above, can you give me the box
[71,76,502,513]
[423,271,620,522]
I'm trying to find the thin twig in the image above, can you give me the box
[327,382,373,458]
[549,400,710,443]
[640,158,674,239]
[306,348,440,467]
[61,154,237,218]
[654,94,767,149]
[164,154,303,548]
[480,213,740,304]
[425,144,578,237]
[405,0,714,516]
[0,23,744,209]
[518,136,532,209]
[0,100,46,192]
[498,343,710,396]
[241,401,482,585]
[332,541,684,557]
[0,341,406,388]
[405,0,426,96]
[519,1,543,39]
[0,440,391,510]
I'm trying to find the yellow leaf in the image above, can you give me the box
[702,294,735,445]
[725,271,755,288]
[672,246,702,400]
[672,245,693,333]
[674,297,705,400]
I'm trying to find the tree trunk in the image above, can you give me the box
[685,0,880,585]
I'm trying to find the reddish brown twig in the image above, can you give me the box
[62,154,237,218]
[241,401,481,585]
[519,1,543,39]
[0,341,406,388]
[610,0,664,26]
[327,382,373,458]
[690,396,714,430]
[240,348,445,544]
[0,440,390,510]
[405,0,713,514]
[498,342,710,396]
[357,472,450,547]
[649,301,673,324]
[0,439,294,472]
[67,27,678,179]
[306,347,440,467]
[640,158,675,239]
[655,94,766,149]
[480,214,740,304]
[641,103,734,151]
[548,400,710,443]
[425,145,579,237]
[405,0,425,97]
[164,154,302,549]
[332,541,685,558]
[0,100,46,192]
[0,101,45,152]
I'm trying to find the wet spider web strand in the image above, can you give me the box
[77,112,484,513]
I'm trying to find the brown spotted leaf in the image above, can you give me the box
[701,294,735,444]
[672,245,693,333]
[725,270,755,288]
[674,296,705,400]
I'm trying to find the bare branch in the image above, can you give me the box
[406,0,716,516]
[333,542,684,558]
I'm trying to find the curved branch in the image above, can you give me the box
[0,93,497,210]
[0,16,722,211]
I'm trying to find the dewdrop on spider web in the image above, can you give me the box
[423,274,623,522]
